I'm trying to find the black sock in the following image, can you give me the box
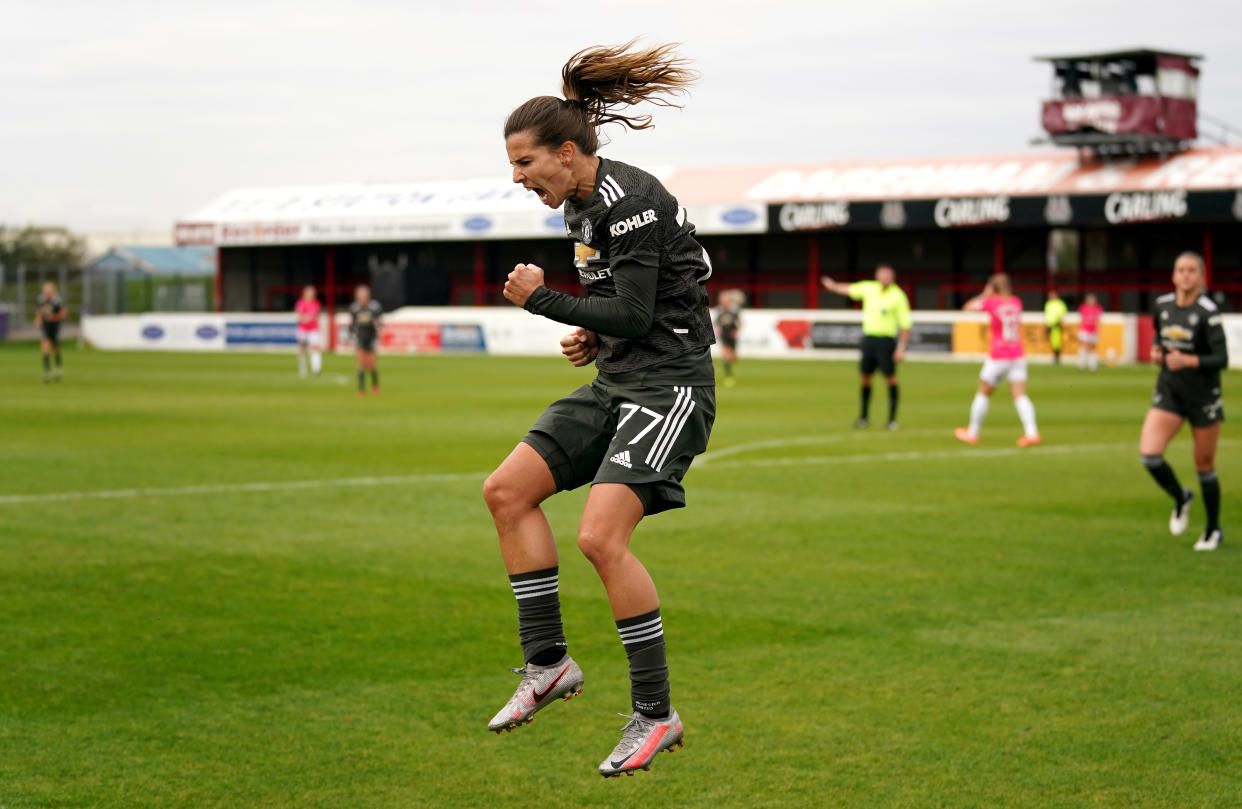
[357,370,366,391]
[42,353,50,372]
[888,384,899,422]
[860,385,872,419]
[617,608,670,719]
[723,360,732,377]
[54,351,62,368]
[371,369,379,388]
[509,567,567,666]
[1200,469,1221,532]
[1141,455,1185,503]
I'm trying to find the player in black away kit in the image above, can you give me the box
[1139,252,1229,551]
[482,41,712,777]
[715,289,744,386]
[35,282,66,382]
[348,285,383,396]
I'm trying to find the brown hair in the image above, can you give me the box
[504,40,697,155]
[988,273,1012,296]
[1175,251,1205,272]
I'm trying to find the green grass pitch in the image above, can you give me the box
[1,343,1238,808]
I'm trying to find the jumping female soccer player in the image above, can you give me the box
[348,285,382,396]
[482,41,714,778]
[35,281,66,382]
[295,285,323,377]
[1140,252,1228,551]
[954,273,1041,447]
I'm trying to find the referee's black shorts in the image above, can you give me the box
[41,322,61,346]
[859,335,897,377]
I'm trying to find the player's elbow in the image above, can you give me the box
[614,311,653,339]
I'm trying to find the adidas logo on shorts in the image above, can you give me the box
[609,450,633,469]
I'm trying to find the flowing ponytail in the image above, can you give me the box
[504,40,697,155]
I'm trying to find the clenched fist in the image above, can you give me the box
[504,263,545,307]
[560,328,599,367]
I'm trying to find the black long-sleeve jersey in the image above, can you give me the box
[524,157,715,380]
[1153,292,1229,391]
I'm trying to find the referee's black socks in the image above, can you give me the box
[617,608,671,719]
[1141,455,1185,503]
[888,383,899,423]
[860,385,872,419]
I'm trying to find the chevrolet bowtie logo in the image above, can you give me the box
[574,241,598,268]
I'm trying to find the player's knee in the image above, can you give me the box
[576,524,623,568]
[482,470,523,516]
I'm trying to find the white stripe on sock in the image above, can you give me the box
[618,616,663,636]
[620,627,665,645]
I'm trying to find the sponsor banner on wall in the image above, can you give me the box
[768,189,1241,231]
[92,308,1232,367]
[687,203,767,235]
[83,314,227,351]
[225,321,299,346]
[951,318,1126,360]
[372,322,489,353]
[769,320,954,352]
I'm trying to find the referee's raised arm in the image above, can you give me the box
[820,276,853,297]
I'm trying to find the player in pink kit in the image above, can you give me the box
[295,285,323,377]
[954,274,1041,447]
[1077,292,1103,372]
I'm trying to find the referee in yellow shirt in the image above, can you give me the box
[821,264,913,430]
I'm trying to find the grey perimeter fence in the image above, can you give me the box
[0,263,212,338]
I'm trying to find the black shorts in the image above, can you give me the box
[522,370,716,516]
[720,328,738,350]
[356,334,377,352]
[41,322,61,345]
[860,335,896,377]
[1152,373,1224,428]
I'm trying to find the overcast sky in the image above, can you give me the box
[3,0,1241,234]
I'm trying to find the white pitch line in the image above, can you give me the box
[699,429,947,465]
[0,472,485,506]
[698,441,1135,472]
[699,436,1242,472]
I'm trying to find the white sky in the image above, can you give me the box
[3,0,1241,234]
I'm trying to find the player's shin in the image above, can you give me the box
[1200,469,1221,532]
[1014,395,1038,438]
[617,608,670,719]
[968,392,989,436]
[1141,455,1185,502]
[510,567,567,666]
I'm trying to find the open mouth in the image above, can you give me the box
[526,185,551,205]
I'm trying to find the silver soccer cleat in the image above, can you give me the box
[487,656,584,733]
[1170,489,1194,536]
[599,708,684,777]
